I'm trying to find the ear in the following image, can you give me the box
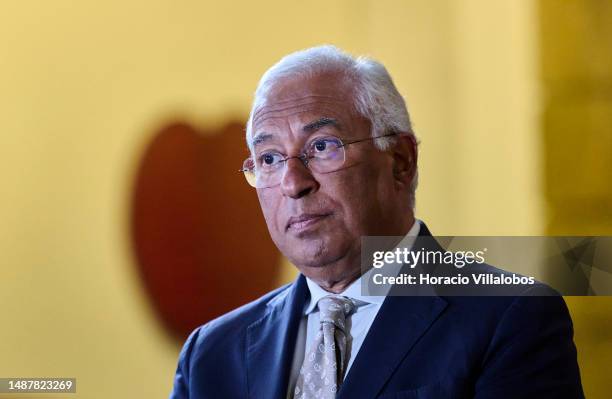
[391,134,418,189]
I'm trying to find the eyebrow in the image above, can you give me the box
[303,117,340,133]
[251,133,273,148]
[250,117,341,148]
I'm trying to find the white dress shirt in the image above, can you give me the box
[286,220,421,397]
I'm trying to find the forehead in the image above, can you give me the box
[266,71,352,102]
[251,73,357,136]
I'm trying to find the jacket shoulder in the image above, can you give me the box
[188,282,294,346]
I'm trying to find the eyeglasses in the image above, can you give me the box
[239,132,398,188]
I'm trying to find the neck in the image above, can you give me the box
[309,268,362,294]
[299,250,362,294]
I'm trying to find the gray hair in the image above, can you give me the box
[246,45,418,207]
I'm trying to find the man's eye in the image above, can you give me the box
[258,152,284,167]
[311,138,342,153]
[314,140,327,152]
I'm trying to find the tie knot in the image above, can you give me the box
[318,295,355,330]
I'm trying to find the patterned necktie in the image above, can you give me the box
[294,295,355,399]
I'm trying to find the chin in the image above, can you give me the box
[285,239,348,269]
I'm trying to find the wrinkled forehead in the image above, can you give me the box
[265,71,354,103]
[250,72,358,135]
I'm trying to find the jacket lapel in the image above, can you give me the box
[338,222,448,398]
[338,294,447,398]
[246,275,309,399]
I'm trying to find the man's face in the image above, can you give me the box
[250,72,402,282]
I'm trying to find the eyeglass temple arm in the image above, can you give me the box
[342,131,399,146]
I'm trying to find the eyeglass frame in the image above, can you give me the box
[238,131,399,187]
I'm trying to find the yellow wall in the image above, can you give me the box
[0,1,608,398]
[539,1,612,397]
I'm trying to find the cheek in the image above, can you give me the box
[256,190,281,232]
[329,174,374,228]
[336,165,390,229]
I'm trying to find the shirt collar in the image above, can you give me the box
[303,219,421,315]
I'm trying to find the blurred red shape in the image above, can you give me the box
[131,121,280,340]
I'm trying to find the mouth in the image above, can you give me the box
[286,213,332,232]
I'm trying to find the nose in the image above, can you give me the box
[280,157,319,199]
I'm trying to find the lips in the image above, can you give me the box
[286,213,331,232]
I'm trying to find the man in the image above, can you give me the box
[170,45,583,398]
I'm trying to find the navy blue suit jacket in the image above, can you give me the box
[170,224,584,398]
